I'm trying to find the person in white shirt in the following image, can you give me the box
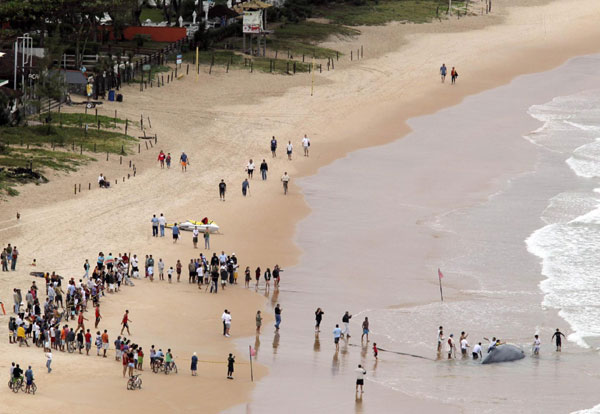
[472,342,483,360]
[158,213,166,237]
[447,334,456,359]
[532,335,541,355]
[437,326,444,353]
[192,227,199,249]
[223,311,232,337]
[281,172,290,195]
[158,259,165,281]
[302,134,310,157]
[286,141,293,160]
[355,364,366,393]
[246,159,255,179]
[460,338,469,356]
[131,255,139,278]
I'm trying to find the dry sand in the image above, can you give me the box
[2,0,600,412]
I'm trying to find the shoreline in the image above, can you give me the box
[2,0,600,412]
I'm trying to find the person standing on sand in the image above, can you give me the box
[172,223,180,243]
[315,308,324,332]
[158,258,165,281]
[219,179,226,201]
[333,324,342,351]
[204,231,210,249]
[180,152,189,172]
[260,159,268,180]
[451,67,458,84]
[46,350,53,373]
[151,215,159,237]
[286,141,293,160]
[242,179,250,197]
[227,353,235,379]
[256,310,262,334]
[361,317,369,342]
[176,259,182,282]
[274,304,282,330]
[188,259,196,283]
[271,136,277,157]
[342,311,352,338]
[355,364,366,393]
[191,352,198,376]
[159,213,166,237]
[302,134,310,157]
[552,328,566,351]
[11,247,18,271]
[246,159,255,179]
[281,172,290,195]
[192,227,199,249]
[166,153,171,169]
[157,150,166,168]
[440,63,447,82]
[120,310,132,335]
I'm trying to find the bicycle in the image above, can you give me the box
[21,380,37,394]
[8,377,23,393]
[127,374,142,390]
[164,361,178,375]
[67,340,75,353]
[151,359,164,374]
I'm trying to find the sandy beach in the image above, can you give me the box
[2,0,600,412]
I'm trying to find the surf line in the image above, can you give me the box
[348,343,434,361]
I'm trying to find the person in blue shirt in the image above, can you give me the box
[242,179,250,197]
[151,215,159,237]
[172,223,180,243]
[25,366,34,393]
[180,152,189,172]
[191,352,198,376]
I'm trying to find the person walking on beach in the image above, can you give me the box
[180,152,189,172]
[552,328,566,351]
[260,159,268,180]
[302,134,310,157]
[472,342,483,360]
[227,353,235,379]
[191,352,198,376]
[274,304,282,330]
[342,311,352,338]
[10,247,18,271]
[532,334,541,355]
[447,334,456,359]
[333,324,342,351]
[315,308,324,332]
[172,222,180,243]
[361,317,369,342]
[281,172,290,195]
[151,215,159,237]
[219,179,226,201]
[157,150,166,168]
[121,310,132,335]
[271,136,277,157]
[159,213,166,237]
[451,67,458,85]
[46,350,53,373]
[373,343,378,359]
[286,141,293,160]
[440,63,447,82]
[242,179,250,197]
[355,364,366,393]
[246,159,255,179]
[256,310,262,334]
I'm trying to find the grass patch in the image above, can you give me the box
[314,0,466,26]
[43,112,128,129]
[140,7,165,23]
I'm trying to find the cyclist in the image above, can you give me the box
[155,348,164,369]
[24,366,34,393]
[11,363,23,387]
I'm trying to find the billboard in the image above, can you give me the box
[243,11,262,34]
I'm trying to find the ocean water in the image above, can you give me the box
[525,90,600,349]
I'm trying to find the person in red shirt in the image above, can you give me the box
[373,343,378,359]
[157,151,166,169]
[76,312,88,333]
[101,330,109,358]
[122,350,129,377]
[121,310,132,335]
[84,329,92,356]
[95,304,101,328]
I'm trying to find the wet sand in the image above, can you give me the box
[226,55,600,413]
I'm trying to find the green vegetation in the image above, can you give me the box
[140,7,165,23]
[0,125,136,196]
[314,0,467,25]
[43,112,129,130]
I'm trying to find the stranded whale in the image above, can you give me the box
[481,344,525,364]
